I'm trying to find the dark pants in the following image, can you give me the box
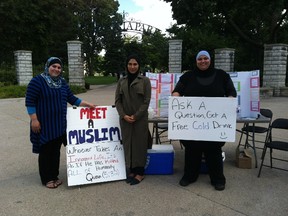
[182,141,225,185]
[38,136,64,185]
[130,167,145,176]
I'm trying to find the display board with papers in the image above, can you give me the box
[229,70,260,118]
[147,70,260,119]
[146,72,181,117]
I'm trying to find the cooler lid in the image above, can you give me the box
[147,144,174,153]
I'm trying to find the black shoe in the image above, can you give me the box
[179,177,195,187]
[125,176,134,184]
[130,175,144,185]
[214,183,225,191]
[125,174,135,184]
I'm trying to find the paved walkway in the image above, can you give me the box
[0,84,287,216]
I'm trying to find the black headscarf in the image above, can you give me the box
[195,64,215,77]
[194,50,215,78]
[125,54,141,85]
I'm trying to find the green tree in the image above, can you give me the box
[75,0,122,76]
[121,31,169,73]
[164,0,288,47]
[102,12,125,76]
[164,0,288,81]
[0,0,78,65]
[0,0,123,74]
[142,30,169,72]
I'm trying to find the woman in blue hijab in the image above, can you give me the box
[25,57,95,189]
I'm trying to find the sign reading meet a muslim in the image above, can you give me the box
[66,106,126,186]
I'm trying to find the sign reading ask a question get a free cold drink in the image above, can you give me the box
[168,97,237,142]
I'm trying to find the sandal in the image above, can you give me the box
[54,179,63,187]
[45,180,58,189]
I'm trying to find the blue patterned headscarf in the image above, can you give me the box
[41,57,64,88]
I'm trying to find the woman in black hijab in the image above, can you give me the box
[115,54,152,185]
[172,50,237,191]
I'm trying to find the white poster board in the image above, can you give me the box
[168,97,237,142]
[66,106,126,186]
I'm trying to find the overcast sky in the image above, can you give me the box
[117,0,176,33]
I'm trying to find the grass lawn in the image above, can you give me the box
[85,75,118,85]
[0,75,118,99]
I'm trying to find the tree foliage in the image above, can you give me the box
[121,31,169,73]
[0,0,78,64]
[74,0,122,76]
[0,0,124,76]
[164,0,288,47]
[101,9,124,76]
[164,0,288,77]
[0,0,170,77]
[142,31,169,72]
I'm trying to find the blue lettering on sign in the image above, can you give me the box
[192,121,210,129]
[68,127,121,144]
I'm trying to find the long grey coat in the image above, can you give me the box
[115,74,151,168]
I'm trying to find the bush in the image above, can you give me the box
[0,84,87,99]
[0,69,17,85]
[0,71,116,99]
[69,85,87,94]
[0,85,27,99]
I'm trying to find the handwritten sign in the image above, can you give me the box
[168,97,237,142]
[66,106,126,186]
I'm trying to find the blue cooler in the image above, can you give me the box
[145,144,174,175]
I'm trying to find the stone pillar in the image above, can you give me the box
[67,40,85,86]
[263,44,288,96]
[168,40,182,73]
[14,50,33,85]
[214,48,235,72]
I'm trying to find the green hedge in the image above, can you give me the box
[0,69,17,86]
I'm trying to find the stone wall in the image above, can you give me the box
[14,50,33,86]
[14,42,288,97]
[263,44,288,96]
[14,41,85,87]
[67,40,85,87]
[168,40,182,73]
[214,48,235,72]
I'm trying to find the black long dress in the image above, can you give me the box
[172,66,237,185]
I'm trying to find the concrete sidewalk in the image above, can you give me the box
[0,84,288,216]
